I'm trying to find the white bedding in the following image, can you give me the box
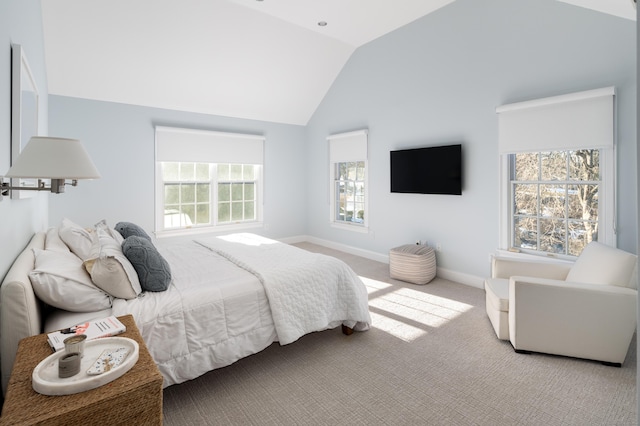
[107,239,277,387]
[58,234,371,388]
[196,233,371,345]
[4,230,372,394]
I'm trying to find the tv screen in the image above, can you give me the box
[390,144,462,195]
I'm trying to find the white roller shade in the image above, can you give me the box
[156,126,264,164]
[328,129,368,162]
[496,87,614,154]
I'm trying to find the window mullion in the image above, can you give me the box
[563,183,568,255]
[536,183,541,252]
[510,180,515,248]
[564,154,570,255]
[211,164,217,226]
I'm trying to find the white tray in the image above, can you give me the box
[32,337,139,396]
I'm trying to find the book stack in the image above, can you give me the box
[47,316,127,352]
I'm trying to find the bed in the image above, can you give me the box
[0,220,371,395]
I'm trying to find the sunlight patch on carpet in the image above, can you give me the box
[361,277,393,293]
[369,311,427,342]
[360,276,473,342]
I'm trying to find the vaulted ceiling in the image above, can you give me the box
[41,0,636,126]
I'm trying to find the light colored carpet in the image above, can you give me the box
[163,242,637,425]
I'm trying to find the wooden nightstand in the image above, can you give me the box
[0,315,163,425]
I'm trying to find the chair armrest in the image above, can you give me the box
[508,276,637,364]
[491,257,571,280]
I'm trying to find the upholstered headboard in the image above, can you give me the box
[0,232,46,396]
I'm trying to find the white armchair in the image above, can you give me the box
[485,242,637,366]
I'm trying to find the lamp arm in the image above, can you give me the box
[0,178,79,200]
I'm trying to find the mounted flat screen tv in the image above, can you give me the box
[390,144,462,195]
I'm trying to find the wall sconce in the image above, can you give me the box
[1,136,100,200]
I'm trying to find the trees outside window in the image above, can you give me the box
[511,150,599,256]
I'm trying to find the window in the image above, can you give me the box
[216,164,257,224]
[162,162,211,228]
[161,162,258,230]
[497,87,615,258]
[328,130,368,231]
[334,161,366,224]
[155,127,263,236]
[510,150,600,256]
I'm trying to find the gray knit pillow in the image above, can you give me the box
[121,236,171,292]
[115,222,152,242]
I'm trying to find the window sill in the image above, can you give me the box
[155,222,263,239]
[330,222,369,234]
[494,248,575,265]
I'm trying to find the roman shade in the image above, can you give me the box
[155,126,264,164]
[496,87,614,154]
[328,129,368,163]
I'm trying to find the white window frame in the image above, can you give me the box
[215,164,260,226]
[154,127,264,237]
[499,149,614,259]
[496,87,616,259]
[328,129,369,233]
[161,162,213,229]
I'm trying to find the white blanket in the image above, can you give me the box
[110,240,277,387]
[196,234,371,345]
[42,234,370,389]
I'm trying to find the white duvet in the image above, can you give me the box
[109,234,370,387]
[196,233,371,345]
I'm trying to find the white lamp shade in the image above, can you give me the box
[6,137,101,180]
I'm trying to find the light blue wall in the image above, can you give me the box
[6,0,637,286]
[48,96,308,240]
[305,0,637,279]
[0,0,49,280]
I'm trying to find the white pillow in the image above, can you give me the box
[94,219,124,245]
[566,241,638,287]
[29,249,113,312]
[45,227,70,253]
[58,218,94,260]
[83,228,142,299]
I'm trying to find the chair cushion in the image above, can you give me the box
[484,278,509,312]
[566,241,637,288]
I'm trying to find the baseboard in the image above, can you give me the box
[436,267,484,289]
[281,235,485,289]
[278,235,309,245]
[282,235,389,263]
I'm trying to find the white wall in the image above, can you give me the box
[0,0,49,281]
[48,96,308,240]
[305,0,637,279]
